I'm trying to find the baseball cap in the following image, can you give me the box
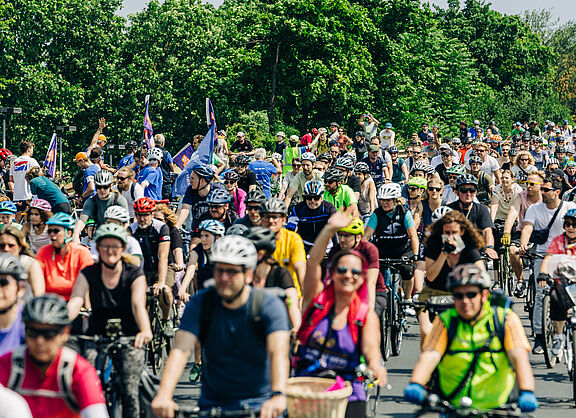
[237,132,245,137]
[330,122,339,127]
[473,120,480,125]
[311,128,319,135]
[276,131,285,138]
[567,161,576,167]
[515,122,521,126]
[369,145,379,152]
[439,143,451,150]
[385,123,392,128]
[75,152,88,162]
[97,134,107,143]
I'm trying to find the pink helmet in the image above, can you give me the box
[29,199,52,212]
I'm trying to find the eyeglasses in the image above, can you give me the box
[335,265,363,277]
[304,195,322,201]
[293,164,302,168]
[453,291,480,300]
[25,326,63,340]
[98,244,123,251]
[117,176,130,181]
[96,185,110,190]
[428,187,442,192]
[526,182,542,187]
[541,187,556,193]
[214,267,244,276]
[224,180,236,185]
[408,187,420,192]
[0,277,13,287]
[246,206,260,212]
[413,151,421,155]
[0,242,17,250]
[459,187,477,194]
[209,204,225,209]
[47,228,63,235]
[441,153,451,157]
[262,214,283,220]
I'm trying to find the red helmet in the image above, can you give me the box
[134,197,156,213]
[0,148,12,161]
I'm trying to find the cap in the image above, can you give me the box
[439,143,451,150]
[289,134,299,142]
[98,134,107,143]
[330,122,339,127]
[311,128,319,135]
[515,122,521,126]
[276,131,286,138]
[427,133,434,139]
[237,131,245,137]
[369,145,379,152]
[567,161,576,167]
[75,152,88,162]
[473,120,480,125]
[385,123,392,128]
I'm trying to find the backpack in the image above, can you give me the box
[8,346,79,412]
[73,170,84,195]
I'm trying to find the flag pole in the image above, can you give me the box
[137,95,150,178]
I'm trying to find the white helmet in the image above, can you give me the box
[147,147,164,162]
[210,235,258,270]
[104,205,130,224]
[377,183,401,200]
[301,152,316,163]
[431,206,453,223]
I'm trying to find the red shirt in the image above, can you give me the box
[0,348,105,418]
[547,233,576,257]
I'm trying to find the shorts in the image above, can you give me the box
[374,291,388,322]
[416,285,451,315]
[14,200,28,213]
[52,201,72,214]
[145,268,175,288]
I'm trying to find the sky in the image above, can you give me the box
[119,0,574,23]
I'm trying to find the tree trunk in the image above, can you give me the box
[267,40,281,132]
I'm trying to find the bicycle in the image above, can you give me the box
[412,295,454,324]
[540,278,557,369]
[146,288,174,374]
[414,393,523,417]
[356,363,391,418]
[519,252,543,336]
[176,405,259,417]
[496,244,515,296]
[379,257,411,358]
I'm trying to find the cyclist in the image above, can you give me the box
[406,176,427,232]
[234,189,266,228]
[354,162,376,226]
[0,255,27,355]
[75,152,99,201]
[234,154,258,193]
[468,155,494,204]
[294,209,387,417]
[323,167,359,214]
[283,152,322,205]
[511,151,538,189]
[152,235,290,418]
[129,197,173,335]
[21,199,52,254]
[285,180,336,253]
[223,170,246,217]
[155,203,185,274]
[361,144,387,187]
[278,157,300,200]
[25,167,71,214]
[441,165,466,205]
[192,188,238,240]
[248,148,282,198]
[9,140,39,219]
[334,157,361,200]
[136,148,164,201]
[118,140,138,169]
[36,213,93,301]
[72,170,129,243]
[389,146,409,184]
[365,183,419,309]
[175,163,216,230]
[113,167,144,222]
[490,170,522,224]
[0,295,107,418]
[405,264,537,414]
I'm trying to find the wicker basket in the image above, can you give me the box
[285,377,352,418]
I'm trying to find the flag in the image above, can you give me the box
[206,98,218,147]
[172,143,195,170]
[143,95,154,149]
[43,133,57,178]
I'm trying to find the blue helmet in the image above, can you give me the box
[565,209,576,220]
[198,219,226,236]
[46,212,76,230]
[304,180,325,196]
[0,201,17,215]
[191,163,215,181]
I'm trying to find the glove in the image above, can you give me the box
[518,390,538,412]
[501,232,511,246]
[404,382,427,405]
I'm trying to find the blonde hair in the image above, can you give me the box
[155,204,177,227]
[514,151,534,166]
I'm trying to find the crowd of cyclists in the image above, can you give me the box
[1,115,576,417]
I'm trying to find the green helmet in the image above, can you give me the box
[407,176,428,190]
[446,164,466,176]
[85,218,96,227]
[94,223,128,245]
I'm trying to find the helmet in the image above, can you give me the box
[547,157,559,166]
[147,147,164,162]
[338,218,364,235]
[125,140,138,152]
[226,224,249,236]
[29,199,51,212]
[304,180,325,196]
[447,264,491,290]
[0,254,27,281]
[272,153,282,161]
[210,235,258,270]
[512,134,521,141]
[276,131,286,138]
[46,212,76,230]
[344,152,357,162]
[22,295,71,325]
[355,131,365,138]
[192,163,215,180]
[323,167,345,183]
[557,146,567,153]
[235,155,250,166]
[222,170,239,181]
[301,152,316,163]
[423,164,435,175]
[407,176,428,190]
[94,223,128,245]
[199,219,226,237]
[0,201,17,214]
[456,174,478,188]
[452,138,461,145]
[431,206,452,223]
[469,155,482,165]
[565,209,576,220]
[388,146,399,153]
[104,205,130,223]
[509,148,519,157]
[410,162,427,174]
[245,189,266,205]
[207,188,230,205]
[260,198,288,216]
[245,226,277,254]
[335,157,354,170]
[446,165,466,176]
[377,183,402,200]
[134,197,156,213]
[94,170,114,186]
[318,153,332,163]
[354,162,369,174]
[85,218,96,227]
[0,148,12,160]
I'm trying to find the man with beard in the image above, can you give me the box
[175,164,217,230]
[234,189,266,228]
[235,155,258,193]
[114,167,145,222]
[283,152,322,205]
[192,189,238,238]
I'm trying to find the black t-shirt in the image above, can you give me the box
[275,142,287,156]
[192,210,239,237]
[435,163,450,185]
[346,174,361,194]
[168,225,183,264]
[459,126,468,141]
[191,244,213,289]
[129,219,171,273]
[447,201,494,231]
[83,261,144,336]
[230,139,254,153]
[182,184,215,222]
[352,140,368,162]
[237,169,258,193]
[423,239,483,290]
[265,263,294,289]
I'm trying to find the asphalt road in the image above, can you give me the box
[172,298,576,417]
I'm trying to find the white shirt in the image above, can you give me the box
[379,129,395,148]
[524,201,576,253]
[9,156,39,201]
[114,182,144,219]
[430,151,459,167]
[465,155,500,179]
[0,385,32,418]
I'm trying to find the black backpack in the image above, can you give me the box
[72,170,85,195]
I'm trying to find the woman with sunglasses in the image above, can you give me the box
[21,199,52,254]
[511,151,537,189]
[491,170,522,223]
[294,208,387,417]
[222,170,246,217]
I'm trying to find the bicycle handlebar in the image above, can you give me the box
[379,257,413,265]
[419,393,521,417]
[176,406,259,417]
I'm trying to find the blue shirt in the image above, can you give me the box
[84,164,100,196]
[138,166,163,200]
[0,308,24,356]
[119,154,134,169]
[248,160,277,198]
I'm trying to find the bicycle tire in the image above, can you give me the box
[525,276,535,337]
[572,328,576,407]
[380,304,391,362]
[566,325,573,381]
[147,301,165,374]
[365,384,380,417]
[542,294,555,369]
[108,385,123,418]
[391,274,403,357]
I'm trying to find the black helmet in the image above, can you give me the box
[222,170,239,181]
[354,162,370,174]
[456,174,478,188]
[388,146,399,153]
[245,227,277,254]
[512,134,521,141]
[246,189,266,204]
[318,152,333,163]
[324,167,345,183]
[22,295,71,325]
[235,155,251,166]
[125,140,138,152]
[469,155,482,165]
[355,131,365,138]
[260,198,288,216]
[509,147,519,157]
[0,254,27,281]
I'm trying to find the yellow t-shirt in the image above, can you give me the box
[272,228,306,296]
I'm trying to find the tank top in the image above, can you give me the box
[517,190,534,231]
[29,224,51,254]
[358,177,375,215]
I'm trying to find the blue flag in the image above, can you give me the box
[143,95,154,149]
[173,143,195,170]
[43,133,57,178]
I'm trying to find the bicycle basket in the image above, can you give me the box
[286,377,352,418]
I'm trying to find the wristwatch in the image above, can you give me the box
[270,391,286,398]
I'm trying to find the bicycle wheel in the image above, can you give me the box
[506,253,515,298]
[391,274,403,357]
[525,276,535,336]
[108,383,123,418]
[380,304,391,362]
[572,328,576,407]
[365,384,380,417]
[542,294,555,369]
[147,301,165,374]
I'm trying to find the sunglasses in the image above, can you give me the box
[47,228,63,235]
[209,204,225,209]
[526,182,542,187]
[459,187,477,194]
[335,265,363,276]
[476,149,486,153]
[413,151,421,155]
[96,185,110,190]
[246,206,260,212]
[441,153,451,157]
[224,180,236,184]
[519,158,530,162]
[453,291,480,300]
[293,164,302,168]
[428,187,442,192]
[449,175,460,179]
[25,326,63,340]
[0,277,13,287]
[565,221,576,228]
[541,187,556,193]
[408,187,420,192]
[117,176,130,181]
[214,267,244,276]
[304,195,322,201]
[262,214,283,220]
